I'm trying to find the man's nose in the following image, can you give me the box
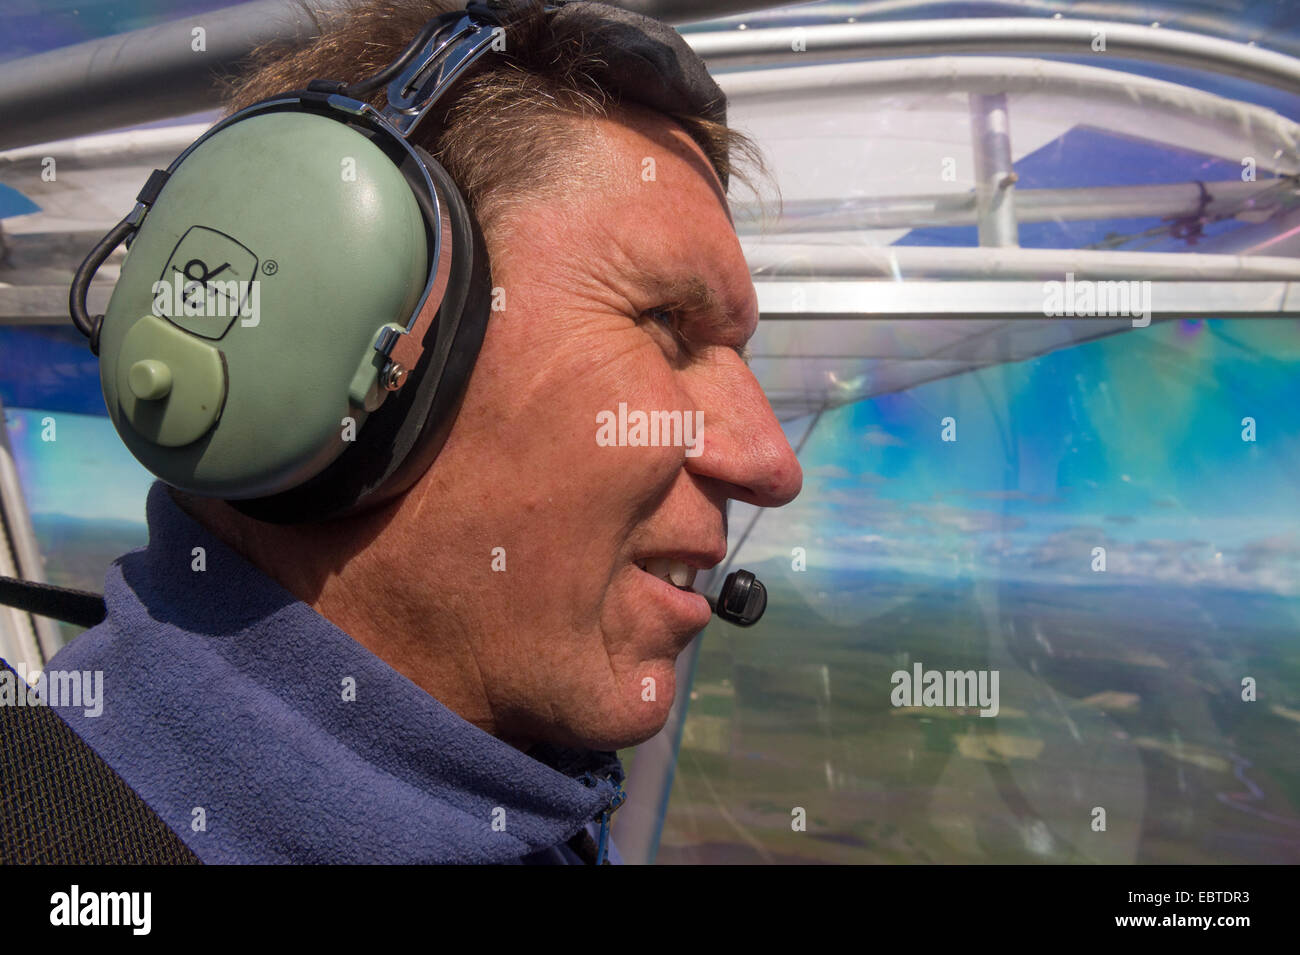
[685,363,803,508]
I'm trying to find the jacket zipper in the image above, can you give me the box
[595,779,627,865]
[580,772,627,865]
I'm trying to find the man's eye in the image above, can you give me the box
[643,306,688,346]
[646,306,677,329]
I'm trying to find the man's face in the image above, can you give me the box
[394,107,802,751]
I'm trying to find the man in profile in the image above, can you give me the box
[45,0,802,863]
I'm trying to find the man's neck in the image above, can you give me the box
[165,486,533,753]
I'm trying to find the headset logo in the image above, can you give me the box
[152,225,262,338]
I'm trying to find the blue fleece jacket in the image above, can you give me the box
[48,481,625,864]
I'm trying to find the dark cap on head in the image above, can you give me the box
[472,0,729,184]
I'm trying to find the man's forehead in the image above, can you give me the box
[602,125,756,332]
[514,109,756,330]
[589,106,731,214]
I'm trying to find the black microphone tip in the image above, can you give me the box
[711,569,766,627]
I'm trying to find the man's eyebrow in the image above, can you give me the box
[627,268,756,363]
[639,272,723,315]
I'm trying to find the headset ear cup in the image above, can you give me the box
[229,146,493,524]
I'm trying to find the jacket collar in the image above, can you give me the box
[50,481,624,863]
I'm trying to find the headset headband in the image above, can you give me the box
[379,4,506,136]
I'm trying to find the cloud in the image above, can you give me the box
[1026,526,1113,569]
[738,485,1300,596]
[960,489,1060,504]
[805,464,852,480]
[863,426,904,447]
[1234,534,1300,573]
[909,501,1027,534]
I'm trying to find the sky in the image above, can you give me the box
[738,317,1300,597]
[5,407,154,524]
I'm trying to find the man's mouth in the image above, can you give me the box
[634,558,698,591]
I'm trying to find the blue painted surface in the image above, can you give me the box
[0,326,105,417]
[0,182,39,219]
[896,127,1261,250]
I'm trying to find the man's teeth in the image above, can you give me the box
[637,557,697,589]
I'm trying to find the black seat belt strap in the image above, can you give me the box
[0,658,199,864]
[0,576,106,629]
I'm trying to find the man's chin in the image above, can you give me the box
[587,718,671,752]
[515,663,681,752]
[572,687,679,752]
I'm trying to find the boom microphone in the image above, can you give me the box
[706,569,767,627]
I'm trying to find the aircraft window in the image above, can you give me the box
[0,2,235,65]
[654,317,1300,863]
[0,326,153,650]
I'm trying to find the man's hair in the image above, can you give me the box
[222,0,766,246]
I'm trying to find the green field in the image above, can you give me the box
[653,564,1300,864]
